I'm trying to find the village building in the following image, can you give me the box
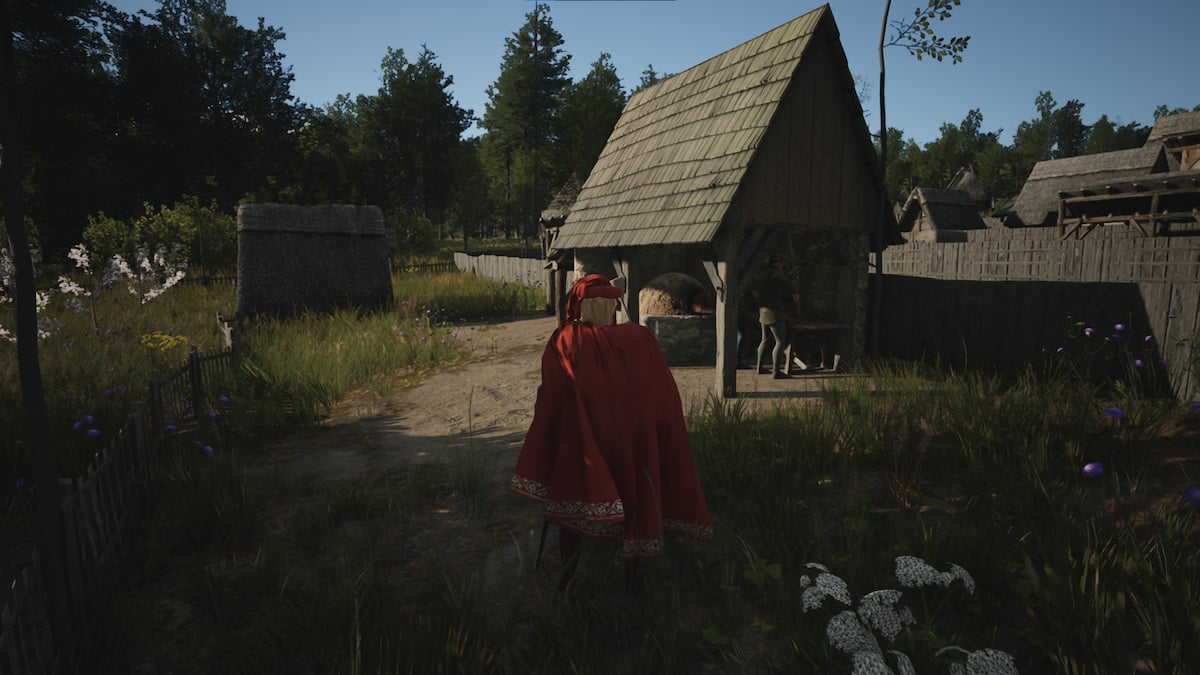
[895,186,987,242]
[548,4,894,396]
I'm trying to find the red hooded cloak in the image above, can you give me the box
[509,274,712,558]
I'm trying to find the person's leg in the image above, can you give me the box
[756,320,771,373]
[769,323,787,376]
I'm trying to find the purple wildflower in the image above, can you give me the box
[1186,488,1200,509]
[1114,323,1125,331]
[206,408,217,420]
[202,445,214,456]
[85,429,101,437]
[1134,359,1145,368]
[15,477,25,490]
[1081,462,1104,478]
[1102,407,1127,420]
[1084,327,1095,336]
[103,389,113,396]
[1190,402,1200,413]
[164,424,178,432]
[217,394,230,404]
[72,420,84,431]
[1144,334,1153,343]
[83,414,95,425]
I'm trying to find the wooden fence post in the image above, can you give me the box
[188,346,204,421]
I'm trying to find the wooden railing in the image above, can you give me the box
[0,318,236,673]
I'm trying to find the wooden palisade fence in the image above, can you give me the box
[0,314,237,674]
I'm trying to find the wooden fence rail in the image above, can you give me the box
[0,328,235,672]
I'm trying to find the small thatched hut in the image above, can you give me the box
[553,4,893,396]
[896,187,986,242]
[1148,109,1200,172]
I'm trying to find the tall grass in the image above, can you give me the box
[77,353,1200,673]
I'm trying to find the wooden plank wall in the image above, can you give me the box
[879,226,1200,396]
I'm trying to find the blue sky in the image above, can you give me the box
[110,0,1200,147]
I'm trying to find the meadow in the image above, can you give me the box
[2,258,1199,674]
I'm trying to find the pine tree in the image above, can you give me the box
[479,4,571,238]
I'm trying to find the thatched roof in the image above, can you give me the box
[1147,110,1200,143]
[897,187,985,233]
[540,175,584,226]
[999,145,1175,227]
[947,165,986,203]
[557,5,870,250]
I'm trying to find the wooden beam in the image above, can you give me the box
[713,228,739,398]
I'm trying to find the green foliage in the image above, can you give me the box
[884,0,971,64]
[554,53,626,182]
[81,212,137,264]
[479,5,572,236]
[132,197,236,271]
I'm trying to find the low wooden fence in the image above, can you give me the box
[0,318,237,673]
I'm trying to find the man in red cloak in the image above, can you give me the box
[510,274,712,589]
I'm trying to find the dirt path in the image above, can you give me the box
[251,313,848,486]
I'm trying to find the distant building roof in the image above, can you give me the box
[1147,110,1200,143]
[897,187,985,240]
[999,145,1175,227]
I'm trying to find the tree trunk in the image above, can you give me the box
[0,1,74,658]
[871,0,893,358]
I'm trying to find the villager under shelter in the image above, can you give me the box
[549,4,895,396]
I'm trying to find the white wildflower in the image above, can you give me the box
[895,555,952,589]
[857,589,916,641]
[849,650,894,675]
[806,562,832,573]
[827,610,882,655]
[57,276,87,296]
[0,325,12,342]
[799,574,812,588]
[67,244,90,271]
[937,646,1019,675]
[886,650,915,675]
[965,649,1018,675]
[35,290,51,310]
[802,571,853,610]
[948,563,976,594]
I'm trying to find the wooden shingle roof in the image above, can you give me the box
[555,6,830,250]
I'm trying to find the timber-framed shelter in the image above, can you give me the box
[550,4,894,397]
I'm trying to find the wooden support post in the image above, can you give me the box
[713,230,739,398]
[610,248,639,324]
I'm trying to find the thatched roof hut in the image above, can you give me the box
[896,187,986,242]
[998,145,1176,227]
[1148,110,1200,171]
[555,4,890,395]
[947,164,987,206]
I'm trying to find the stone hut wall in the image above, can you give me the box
[236,204,393,318]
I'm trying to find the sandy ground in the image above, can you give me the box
[251,313,855,486]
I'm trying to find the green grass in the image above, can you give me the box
[74,356,1200,674]
[6,268,1199,673]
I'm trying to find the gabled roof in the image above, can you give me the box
[897,187,985,233]
[1000,145,1175,227]
[556,5,846,250]
[1147,110,1200,143]
[947,165,986,203]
